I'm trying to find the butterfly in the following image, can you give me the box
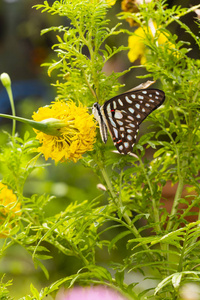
[92,88,165,154]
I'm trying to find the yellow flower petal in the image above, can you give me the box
[128,33,146,63]
[106,0,116,6]
[0,183,21,238]
[128,23,175,63]
[32,101,97,163]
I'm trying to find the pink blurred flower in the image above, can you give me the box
[56,286,128,300]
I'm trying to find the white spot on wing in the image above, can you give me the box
[142,90,147,94]
[118,99,123,106]
[131,94,136,99]
[113,101,117,109]
[136,114,141,119]
[135,104,140,109]
[107,103,112,117]
[109,117,117,127]
[128,107,135,114]
[127,129,133,133]
[145,103,150,107]
[127,135,132,141]
[114,111,123,119]
[124,142,129,148]
[119,145,123,151]
[127,115,134,121]
[117,120,123,126]
[125,96,132,104]
[113,127,118,138]
[138,95,144,100]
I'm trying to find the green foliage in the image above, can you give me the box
[0,276,13,300]
[1,0,200,299]
[35,0,128,105]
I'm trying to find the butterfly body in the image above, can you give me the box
[92,88,165,154]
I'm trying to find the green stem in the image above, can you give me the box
[178,227,188,273]
[0,113,67,136]
[166,176,184,232]
[100,166,154,260]
[101,166,160,266]
[6,85,16,136]
[138,157,161,233]
[0,113,36,127]
[101,167,132,226]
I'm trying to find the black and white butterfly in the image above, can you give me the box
[92,88,165,154]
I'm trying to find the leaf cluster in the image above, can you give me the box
[35,0,128,105]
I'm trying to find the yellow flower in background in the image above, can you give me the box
[128,25,170,64]
[121,0,140,27]
[106,0,116,6]
[128,27,147,64]
[0,183,20,216]
[0,183,21,238]
[32,101,97,163]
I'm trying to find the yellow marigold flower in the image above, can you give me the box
[0,182,21,238]
[128,24,171,64]
[32,101,97,163]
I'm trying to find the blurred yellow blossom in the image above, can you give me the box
[128,24,171,64]
[32,101,97,163]
[0,183,21,238]
[121,0,153,26]
[121,0,139,26]
[107,0,116,6]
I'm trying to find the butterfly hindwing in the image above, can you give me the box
[101,88,165,154]
[101,104,139,154]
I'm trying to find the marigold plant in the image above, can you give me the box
[0,0,200,299]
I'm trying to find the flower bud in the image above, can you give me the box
[0,73,11,88]
[38,118,67,136]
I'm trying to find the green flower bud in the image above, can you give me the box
[0,73,11,88]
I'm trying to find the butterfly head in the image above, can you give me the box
[92,102,108,144]
[92,102,101,117]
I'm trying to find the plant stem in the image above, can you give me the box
[100,166,153,259]
[0,113,32,124]
[101,167,131,225]
[6,85,16,136]
[166,176,184,232]
[0,73,16,136]
[138,157,161,233]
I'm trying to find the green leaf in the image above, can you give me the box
[172,273,182,289]
[30,284,40,299]
[108,230,132,251]
[154,275,174,295]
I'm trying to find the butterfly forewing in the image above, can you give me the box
[101,89,165,154]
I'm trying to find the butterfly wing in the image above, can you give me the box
[101,88,165,154]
